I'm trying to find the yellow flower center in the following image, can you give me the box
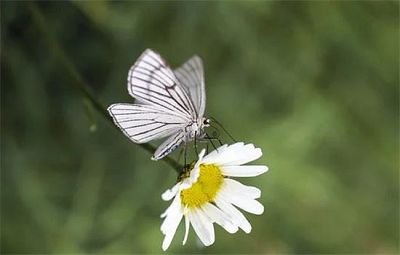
[180,164,223,208]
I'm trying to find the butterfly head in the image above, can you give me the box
[202,118,211,128]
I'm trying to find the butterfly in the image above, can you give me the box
[108,49,210,160]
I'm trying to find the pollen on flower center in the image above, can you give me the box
[181,164,223,208]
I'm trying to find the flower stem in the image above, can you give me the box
[28,3,182,173]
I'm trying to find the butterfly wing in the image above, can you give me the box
[128,49,197,121]
[152,130,185,160]
[108,103,187,144]
[110,49,205,160]
[174,55,206,118]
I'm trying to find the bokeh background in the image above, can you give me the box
[1,1,399,254]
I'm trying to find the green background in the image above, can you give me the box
[1,1,399,254]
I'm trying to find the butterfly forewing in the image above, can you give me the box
[174,55,206,118]
[128,50,197,120]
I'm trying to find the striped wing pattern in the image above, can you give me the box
[108,104,187,144]
[128,49,197,120]
[174,55,206,118]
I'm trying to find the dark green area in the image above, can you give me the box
[1,1,398,254]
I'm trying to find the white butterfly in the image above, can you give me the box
[108,49,210,160]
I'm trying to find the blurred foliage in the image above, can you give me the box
[1,1,399,254]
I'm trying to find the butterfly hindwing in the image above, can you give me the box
[108,103,187,144]
[152,130,185,160]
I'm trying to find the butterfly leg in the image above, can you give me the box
[183,142,187,166]
[202,134,223,146]
[194,131,199,158]
[205,133,218,151]
[215,136,223,146]
[177,146,184,162]
[207,131,223,146]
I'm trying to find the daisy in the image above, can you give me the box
[160,142,268,251]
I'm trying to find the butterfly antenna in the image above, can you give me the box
[209,117,237,142]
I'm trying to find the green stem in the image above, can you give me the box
[28,3,182,173]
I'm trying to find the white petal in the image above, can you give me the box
[221,165,268,177]
[202,203,238,233]
[202,144,229,162]
[192,149,206,172]
[223,178,261,199]
[160,191,181,218]
[188,166,200,186]
[160,195,182,233]
[198,148,206,161]
[202,143,263,166]
[220,191,264,215]
[179,150,205,190]
[188,209,215,246]
[215,196,252,233]
[180,179,193,190]
[186,149,206,185]
[161,196,183,251]
[182,214,190,245]
[202,143,242,163]
[161,183,180,201]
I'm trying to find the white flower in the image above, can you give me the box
[160,142,269,251]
